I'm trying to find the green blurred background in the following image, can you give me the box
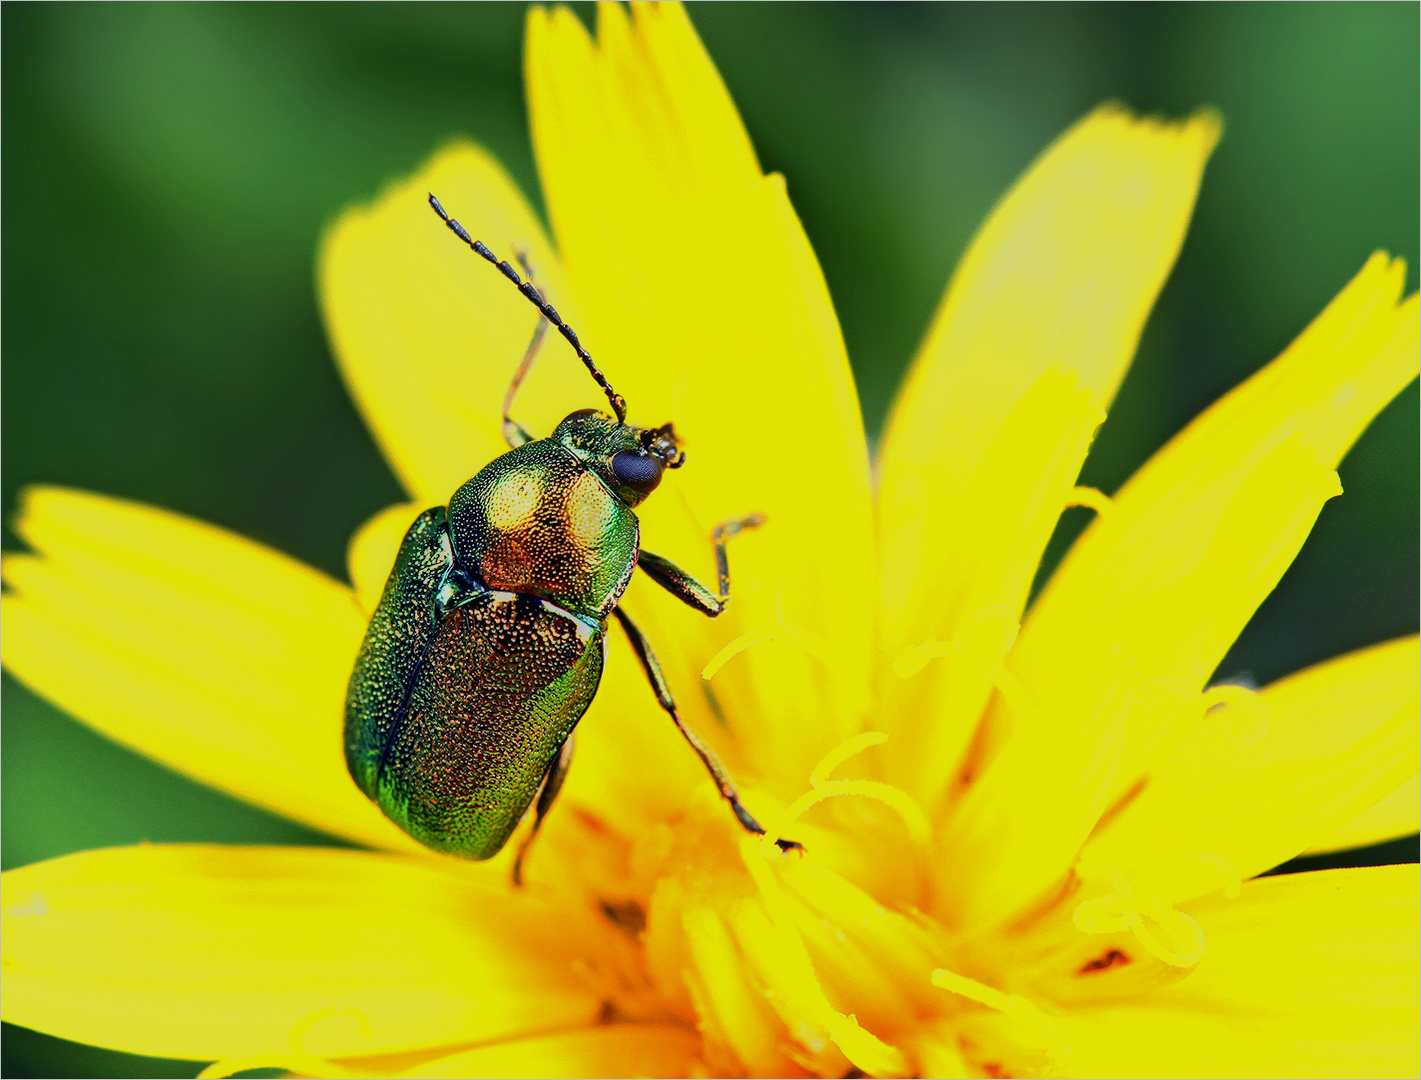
[3,3,1416,1076]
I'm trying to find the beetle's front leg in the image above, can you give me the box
[637,513,765,617]
[511,732,575,888]
[611,607,799,853]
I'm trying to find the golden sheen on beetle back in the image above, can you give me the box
[458,445,633,617]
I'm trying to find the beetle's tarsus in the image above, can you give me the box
[730,799,764,834]
[730,796,803,855]
[614,607,801,853]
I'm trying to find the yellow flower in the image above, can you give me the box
[3,3,1418,1077]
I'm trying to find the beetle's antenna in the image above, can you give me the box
[428,193,627,424]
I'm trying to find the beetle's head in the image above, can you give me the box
[553,408,684,507]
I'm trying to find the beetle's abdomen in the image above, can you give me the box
[375,591,604,859]
[344,505,606,860]
[447,441,638,617]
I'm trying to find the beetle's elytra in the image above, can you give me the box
[344,194,800,882]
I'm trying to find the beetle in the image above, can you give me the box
[344,194,800,883]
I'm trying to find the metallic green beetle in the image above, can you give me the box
[344,194,799,882]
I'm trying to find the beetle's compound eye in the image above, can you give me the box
[611,450,663,494]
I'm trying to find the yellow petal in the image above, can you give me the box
[384,1025,699,1079]
[1053,866,1419,1079]
[876,105,1219,732]
[943,437,1342,929]
[677,904,798,1077]
[754,852,944,1037]
[878,368,1104,809]
[526,2,874,788]
[1081,637,1420,906]
[942,256,1419,931]
[1,486,416,853]
[319,141,561,506]
[347,501,429,617]
[899,1020,974,1079]
[1121,254,1420,483]
[1308,773,1419,855]
[0,845,606,1061]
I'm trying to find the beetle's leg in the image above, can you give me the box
[612,606,800,854]
[511,732,576,888]
[500,250,545,449]
[638,513,765,618]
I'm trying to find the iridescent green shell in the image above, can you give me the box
[344,504,607,859]
[344,412,669,860]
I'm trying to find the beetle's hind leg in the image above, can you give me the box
[500,250,547,449]
[511,732,575,887]
[611,607,800,854]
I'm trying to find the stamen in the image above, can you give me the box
[1071,895,1135,935]
[700,595,873,721]
[825,1013,913,1078]
[759,732,932,858]
[892,640,953,679]
[699,595,836,683]
[1188,853,1243,900]
[197,1005,375,1079]
[1066,486,1114,518]
[733,856,913,1078]
[1202,683,1270,746]
[290,1005,374,1056]
[812,731,891,785]
[932,968,1038,1023]
[958,606,1020,664]
[198,1055,301,1079]
[931,968,1063,1065]
[701,629,781,680]
[197,1050,360,1080]
[1072,860,1206,967]
[893,606,1019,679]
[1132,904,1206,968]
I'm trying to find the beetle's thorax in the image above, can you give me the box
[446,438,640,619]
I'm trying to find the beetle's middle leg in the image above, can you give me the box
[500,250,547,449]
[611,606,800,853]
[638,514,765,617]
[511,732,575,887]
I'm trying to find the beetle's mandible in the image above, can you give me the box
[344,194,801,883]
